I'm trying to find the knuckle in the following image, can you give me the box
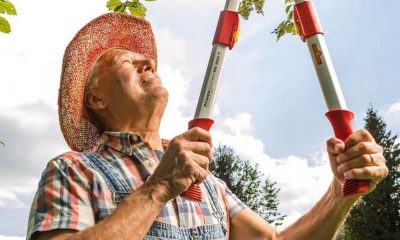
[175,141,186,150]
[178,151,190,161]
[340,163,350,172]
[188,163,196,172]
[383,166,389,177]
[360,154,370,164]
[327,137,337,145]
[192,127,202,135]
[346,169,356,179]
[170,137,178,145]
[359,129,372,140]
[345,138,356,148]
[170,137,182,146]
[204,143,212,152]
[197,169,208,181]
[204,130,211,139]
[363,167,372,176]
[359,142,370,152]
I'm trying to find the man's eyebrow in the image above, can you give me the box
[111,52,137,66]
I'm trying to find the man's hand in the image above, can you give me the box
[327,129,389,198]
[147,127,212,202]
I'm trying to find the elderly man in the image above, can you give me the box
[27,13,388,240]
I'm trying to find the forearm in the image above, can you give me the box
[277,180,358,240]
[66,182,168,240]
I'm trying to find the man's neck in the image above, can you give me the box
[106,109,164,151]
[136,129,163,151]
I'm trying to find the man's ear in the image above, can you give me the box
[85,90,107,110]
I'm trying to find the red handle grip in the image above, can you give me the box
[326,110,369,197]
[213,10,240,49]
[181,118,214,201]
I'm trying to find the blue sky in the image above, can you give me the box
[0,0,399,238]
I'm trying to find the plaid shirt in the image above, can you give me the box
[27,131,247,239]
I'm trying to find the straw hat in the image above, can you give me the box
[58,13,157,152]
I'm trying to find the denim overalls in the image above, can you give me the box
[83,151,228,239]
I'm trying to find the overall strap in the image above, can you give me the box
[82,152,131,203]
[199,197,214,225]
[203,178,228,234]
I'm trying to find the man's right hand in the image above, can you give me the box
[147,127,213,202]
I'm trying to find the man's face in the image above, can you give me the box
[87,48,168,118]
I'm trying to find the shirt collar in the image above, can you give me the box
[98,131,143,156]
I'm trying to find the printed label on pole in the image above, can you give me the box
[312,44,323,65]
[203,51,221,108]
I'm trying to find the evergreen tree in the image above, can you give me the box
[341,107,400,239]
[210,145,286,226]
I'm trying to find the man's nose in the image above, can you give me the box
[137,59,155,73]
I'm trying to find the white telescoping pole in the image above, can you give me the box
[293,0,369,197]
[194,0,240,118]
[183,0,241,202]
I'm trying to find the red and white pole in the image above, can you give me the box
[182,0,241,201]
[293,0,369,197]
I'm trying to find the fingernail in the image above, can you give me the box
[344,172,352,179]
[337,154,343,163]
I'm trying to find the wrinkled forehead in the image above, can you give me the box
[94,47,145,66]
[86,47,144,86]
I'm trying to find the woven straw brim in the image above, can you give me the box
[58,13,157,152]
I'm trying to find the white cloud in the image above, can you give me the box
[153,26,190,70]
[0,101,68,206]
[0,190,24,208]
[223,112,254,135]
[386,101,400,115]
[384,99,400,135]
[159,64,192,139]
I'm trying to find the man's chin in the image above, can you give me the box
[148,85,169,103]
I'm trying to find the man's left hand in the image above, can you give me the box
[327,129,389,198]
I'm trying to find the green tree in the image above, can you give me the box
[340,107,400,239]
[0,0,17,34]
[210,145,286,226]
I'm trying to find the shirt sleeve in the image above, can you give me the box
[27,154,95,240]
[212,176,248,219]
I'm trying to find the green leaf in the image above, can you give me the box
[273,1,298,41]
[106,0,123,11]
[0,0,17,15]
[145,0,156,2]
[238,0,265,20]
[125,1,137,8]
[0,15,11,33]
[128,5,147,18]
[0,140,4,146]
[285,5,291,14]
[287,10,293,20]
[114,4,126,13]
